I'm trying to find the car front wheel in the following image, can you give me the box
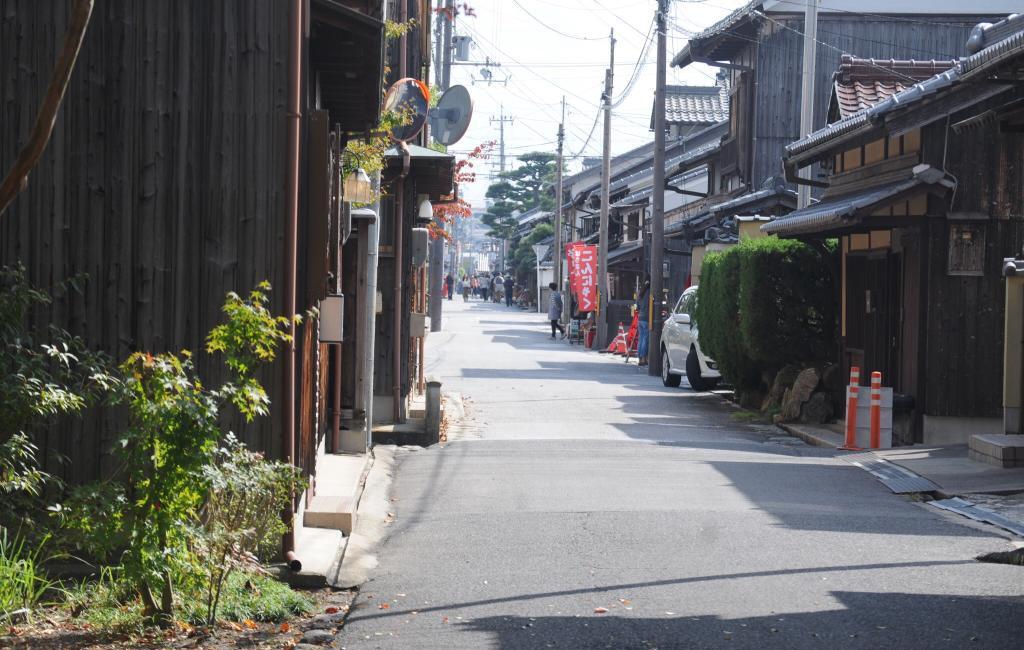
[686,347,719,392]
[662,346,681,387]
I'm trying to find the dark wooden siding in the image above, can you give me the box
[921,218,1024,418]
[0,1,290,483]
[751,15,993,189]
[918,117,1024,418]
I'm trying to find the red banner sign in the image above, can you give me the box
[566,243,597,312]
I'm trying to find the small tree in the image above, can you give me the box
[62,283,295,627]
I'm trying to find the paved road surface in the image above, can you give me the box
[337,299,1023,649]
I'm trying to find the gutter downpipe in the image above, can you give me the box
[393,0,409,424]
[393,148,410,423]
[282,0,303,571]
[364,175,381,449]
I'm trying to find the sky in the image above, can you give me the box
[438,0,748,210]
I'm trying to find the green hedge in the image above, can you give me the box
[695,236,835,392]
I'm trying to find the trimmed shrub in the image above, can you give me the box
[696,236,836,394]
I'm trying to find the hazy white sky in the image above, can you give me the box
[441,0,747,208]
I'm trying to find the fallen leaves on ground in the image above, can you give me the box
[279,622,291,633]
[378,603,390,610]
[593,607,608,614]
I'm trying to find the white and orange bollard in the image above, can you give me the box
[840,366,861,451]
[869,371,882,449]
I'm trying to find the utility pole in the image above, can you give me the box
[648,0,668,376]
[490,106,515,272]
[597,29,615,347]
[490,106,513,174]
[798,0,818,209]
[429,0,455,332]
[555,96,566,321]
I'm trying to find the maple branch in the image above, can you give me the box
[0,0,94,217]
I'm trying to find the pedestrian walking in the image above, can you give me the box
[548,282,566,339]
[480,275,489,302]
[445,273,454,301]
[636,278,650,367]
[455,276,464,301]
[471,276,479,300]
[491,274,501,303]
[461,275,470,301]
[504,275,515,307]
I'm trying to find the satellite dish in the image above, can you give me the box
[382,77,430,142]
[430,85,474,146]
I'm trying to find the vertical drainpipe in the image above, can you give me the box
[364,174,382,448]
[282,0,304,569]
[393,0,409,423]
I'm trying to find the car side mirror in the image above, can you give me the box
[674,313,691,325]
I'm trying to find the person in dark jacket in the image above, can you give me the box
[548,282,565,339]
[504,275,515,307]
[445,273,454,301]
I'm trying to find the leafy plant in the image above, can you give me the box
[0,264,114,533]
[0,528,61,618]
[192,435,305,625]
[60,283,295,627]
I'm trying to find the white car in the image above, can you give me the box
[660,286,721,391]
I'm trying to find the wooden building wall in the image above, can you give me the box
[750,15,991,190]
[917,116,1024,419]
[0,1,291,483]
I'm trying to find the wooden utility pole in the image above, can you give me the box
[648,0,667,376]
[597,29,615,347]
[555,96,566,319]
[798,0,819,209]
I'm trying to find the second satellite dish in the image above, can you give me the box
[430,85,474,146]
[383,77,430,142]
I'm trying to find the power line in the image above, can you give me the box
[612,12,657,108]
[511,0,605,41]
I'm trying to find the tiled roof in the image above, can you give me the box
[664,85,729,125]
[833,55,956,118]
[787,17,1024,165]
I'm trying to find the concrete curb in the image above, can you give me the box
[774,422,843,448]
[323,450,375,587]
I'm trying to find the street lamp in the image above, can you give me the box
[343,168,374,204]
[532,243,550,314]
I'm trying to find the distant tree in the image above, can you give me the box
[480,151,559,275]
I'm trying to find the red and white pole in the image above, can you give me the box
[840,367,861,451]
[869,371,882,449]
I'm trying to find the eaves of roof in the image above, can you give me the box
[787,20,1024,168]
[762,170,953,237]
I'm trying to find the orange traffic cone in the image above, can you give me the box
[607,322,628,356]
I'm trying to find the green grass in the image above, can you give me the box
[179,572,314,624]
[0,528,61,618]
[64,568,313,632]
[63,567,146,635]
[730,410,767,424]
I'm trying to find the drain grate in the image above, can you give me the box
[930,497,1024,537]
[842,452,941,494]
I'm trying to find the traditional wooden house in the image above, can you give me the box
[667,0,1019,284]
[766,14,1024,446]
[0,0,404,559]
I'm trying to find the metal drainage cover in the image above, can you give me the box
[842,452,940,494]
[930,497,1024,537]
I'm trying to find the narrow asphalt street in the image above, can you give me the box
[337,299,1023,649]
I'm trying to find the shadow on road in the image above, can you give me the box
[454,590,1023,649]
